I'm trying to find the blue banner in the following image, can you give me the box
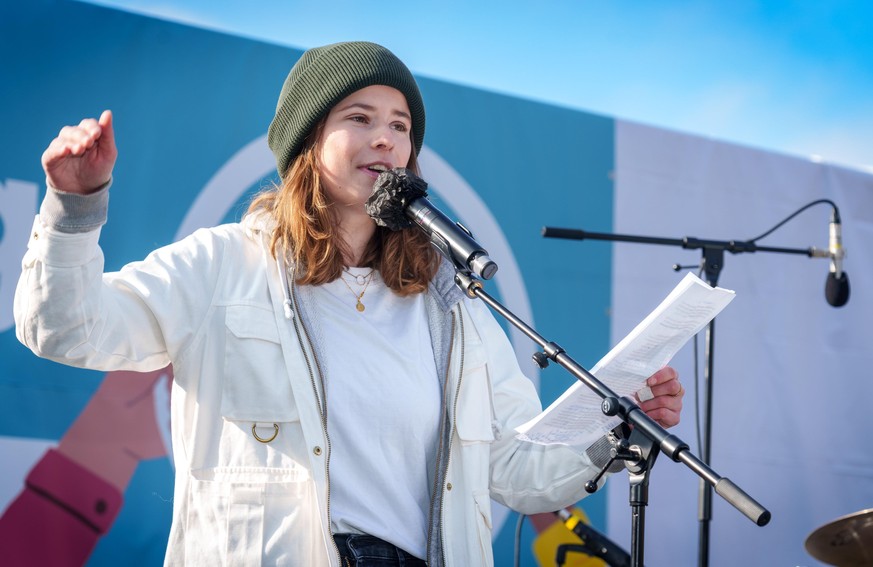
[1,1,616,565]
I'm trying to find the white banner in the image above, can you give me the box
[608,119,873,567]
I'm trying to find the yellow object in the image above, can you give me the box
[532,508,607,567]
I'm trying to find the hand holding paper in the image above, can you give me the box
[516,273,735,447]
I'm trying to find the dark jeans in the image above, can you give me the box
[333,533,428,566]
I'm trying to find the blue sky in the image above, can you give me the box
[82,0,873,172]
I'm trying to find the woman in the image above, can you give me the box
[15,42,683,566]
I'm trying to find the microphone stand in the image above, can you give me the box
[451,270,770,567]
[541,226,816,567]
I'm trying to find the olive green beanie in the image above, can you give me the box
[268,41,426,178]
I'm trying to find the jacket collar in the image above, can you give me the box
[429,258,466,313]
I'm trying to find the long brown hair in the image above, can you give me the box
[247,120,439,296]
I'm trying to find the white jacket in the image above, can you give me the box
[15,200,604,566]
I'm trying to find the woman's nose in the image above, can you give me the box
[371,124,395,150]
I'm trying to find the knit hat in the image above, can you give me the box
[268,41,426,178]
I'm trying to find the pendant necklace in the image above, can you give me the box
[340,268,375,312]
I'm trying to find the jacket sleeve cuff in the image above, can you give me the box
[25,448,123,534]
[26,216,103,268]
[39,179,111,233]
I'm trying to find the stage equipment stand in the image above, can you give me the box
[541,225,823,567]
[451,270,770,567]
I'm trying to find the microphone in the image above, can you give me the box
[554,509,631,567]
[366,168,498,279]
[814,208,849,307]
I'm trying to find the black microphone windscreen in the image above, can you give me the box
[365,168,428,231]
[825,271,850,307]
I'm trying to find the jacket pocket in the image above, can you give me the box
[455,358,497,444]
[219,304,308,471]
[222,304,298,423]
[186,470,324,566]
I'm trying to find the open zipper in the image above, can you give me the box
[282,256,342,565]
[426,305,466,566]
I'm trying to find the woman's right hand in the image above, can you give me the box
[41,110,117,194]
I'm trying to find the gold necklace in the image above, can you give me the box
[340,269,375,312]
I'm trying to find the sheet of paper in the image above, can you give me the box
[516,272,735,447]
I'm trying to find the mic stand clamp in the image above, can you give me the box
[454,270,483,299]
[625,425,660,565]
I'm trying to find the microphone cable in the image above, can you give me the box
[745,198,837,244]
[513,512,526,567]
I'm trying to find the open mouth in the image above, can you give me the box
[366,164,390,174]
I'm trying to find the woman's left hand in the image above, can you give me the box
[636,366,684,428]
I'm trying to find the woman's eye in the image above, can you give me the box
[392,122,409,132]
[350,115,368,123]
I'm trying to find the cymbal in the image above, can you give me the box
[806,508,873,566]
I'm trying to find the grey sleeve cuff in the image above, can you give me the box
[39,179,111,233]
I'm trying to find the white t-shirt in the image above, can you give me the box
[311,267,441,559]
